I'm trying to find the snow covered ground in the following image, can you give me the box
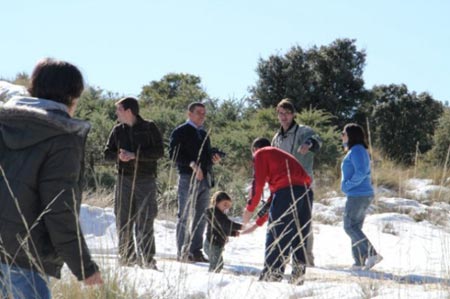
[72,179,450,298]
[0,80,27,103]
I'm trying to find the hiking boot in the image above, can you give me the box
[258,270,283,282]
[364,254,383,270]
[177,254,190,263]
[142,259,158,270]
[188,252,209,263]
[119,258,138,267]
[289,265,306,285]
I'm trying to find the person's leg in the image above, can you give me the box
[176,174,192,258]
[291,187,313,284]
[343,195,373,266]
[304,188,315,266]
[0,263,50,299]
[188,178,210,257]
[115,175,137,265]
[260,188,293,281]
[215,245,225,273]
[134,177,158,268]
[204,240,224,272]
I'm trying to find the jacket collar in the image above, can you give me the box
[279,120,297,137]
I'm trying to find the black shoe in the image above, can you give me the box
[119,258,138,267]
[188,252,209,263]
[141,259,158,270]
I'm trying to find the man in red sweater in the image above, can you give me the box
[242,137,313,285]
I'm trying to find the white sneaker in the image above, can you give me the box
[364,254,383,270]
[349,264,364,271]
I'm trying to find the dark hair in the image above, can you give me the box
[210,191,232,207]
[188,102,205,112]
[116,97,139,116]
[252,137,271,150]
[344,123,368,149]
[28,58,84,106]
[276,98,296,114]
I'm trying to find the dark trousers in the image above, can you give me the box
[115,174,158,265]
[261,185,313,278]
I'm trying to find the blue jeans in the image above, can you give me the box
[203,239,224,272]
[261,186,313,278]
[176,173,210,256]
[344,195,377,266]
[0,263,50,299]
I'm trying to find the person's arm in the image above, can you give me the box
[189,161,204,180]
[227,220,243,236]
[246,154,267,212]
[342,147,370,193]
[84,271,103,285]
[215,212,243,237]
[297,126,322,154]
[135,122,164,161]
[254,193,272,226]
[240,223,258,234]
[243,153,267,223]
[169,127,190,165]
[104,126,118,161]
[39,136,100,281]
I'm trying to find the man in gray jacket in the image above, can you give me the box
[272,98,322,267]
[0,58,103,299]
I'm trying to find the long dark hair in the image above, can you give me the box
[344,123,368,149]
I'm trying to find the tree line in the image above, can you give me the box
[2,38,449,194]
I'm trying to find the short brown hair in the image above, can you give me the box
[116,97,139,116]
[252,137,271,151]
[276,98,296,114]
[28,58,84,106]
[188,102,205,112]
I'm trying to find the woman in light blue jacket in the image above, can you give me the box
[341,123,382,270]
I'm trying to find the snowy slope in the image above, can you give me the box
[75,179,450,298]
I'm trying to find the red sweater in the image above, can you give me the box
[246,147,311,213]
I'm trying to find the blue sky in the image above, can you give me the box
[2,0,449,103]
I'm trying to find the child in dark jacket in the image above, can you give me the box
[203,191,243,272]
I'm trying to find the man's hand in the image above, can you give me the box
[190,162,204,180]
[297,142,312,155]
[84,271,103,286]
[242,209,253,225]
[212,153,222,164]
[195,167,204,181]
[119,149,136,162]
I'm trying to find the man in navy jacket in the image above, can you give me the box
[169,102,221,262]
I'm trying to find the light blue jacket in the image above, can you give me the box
[341,144,374,197]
